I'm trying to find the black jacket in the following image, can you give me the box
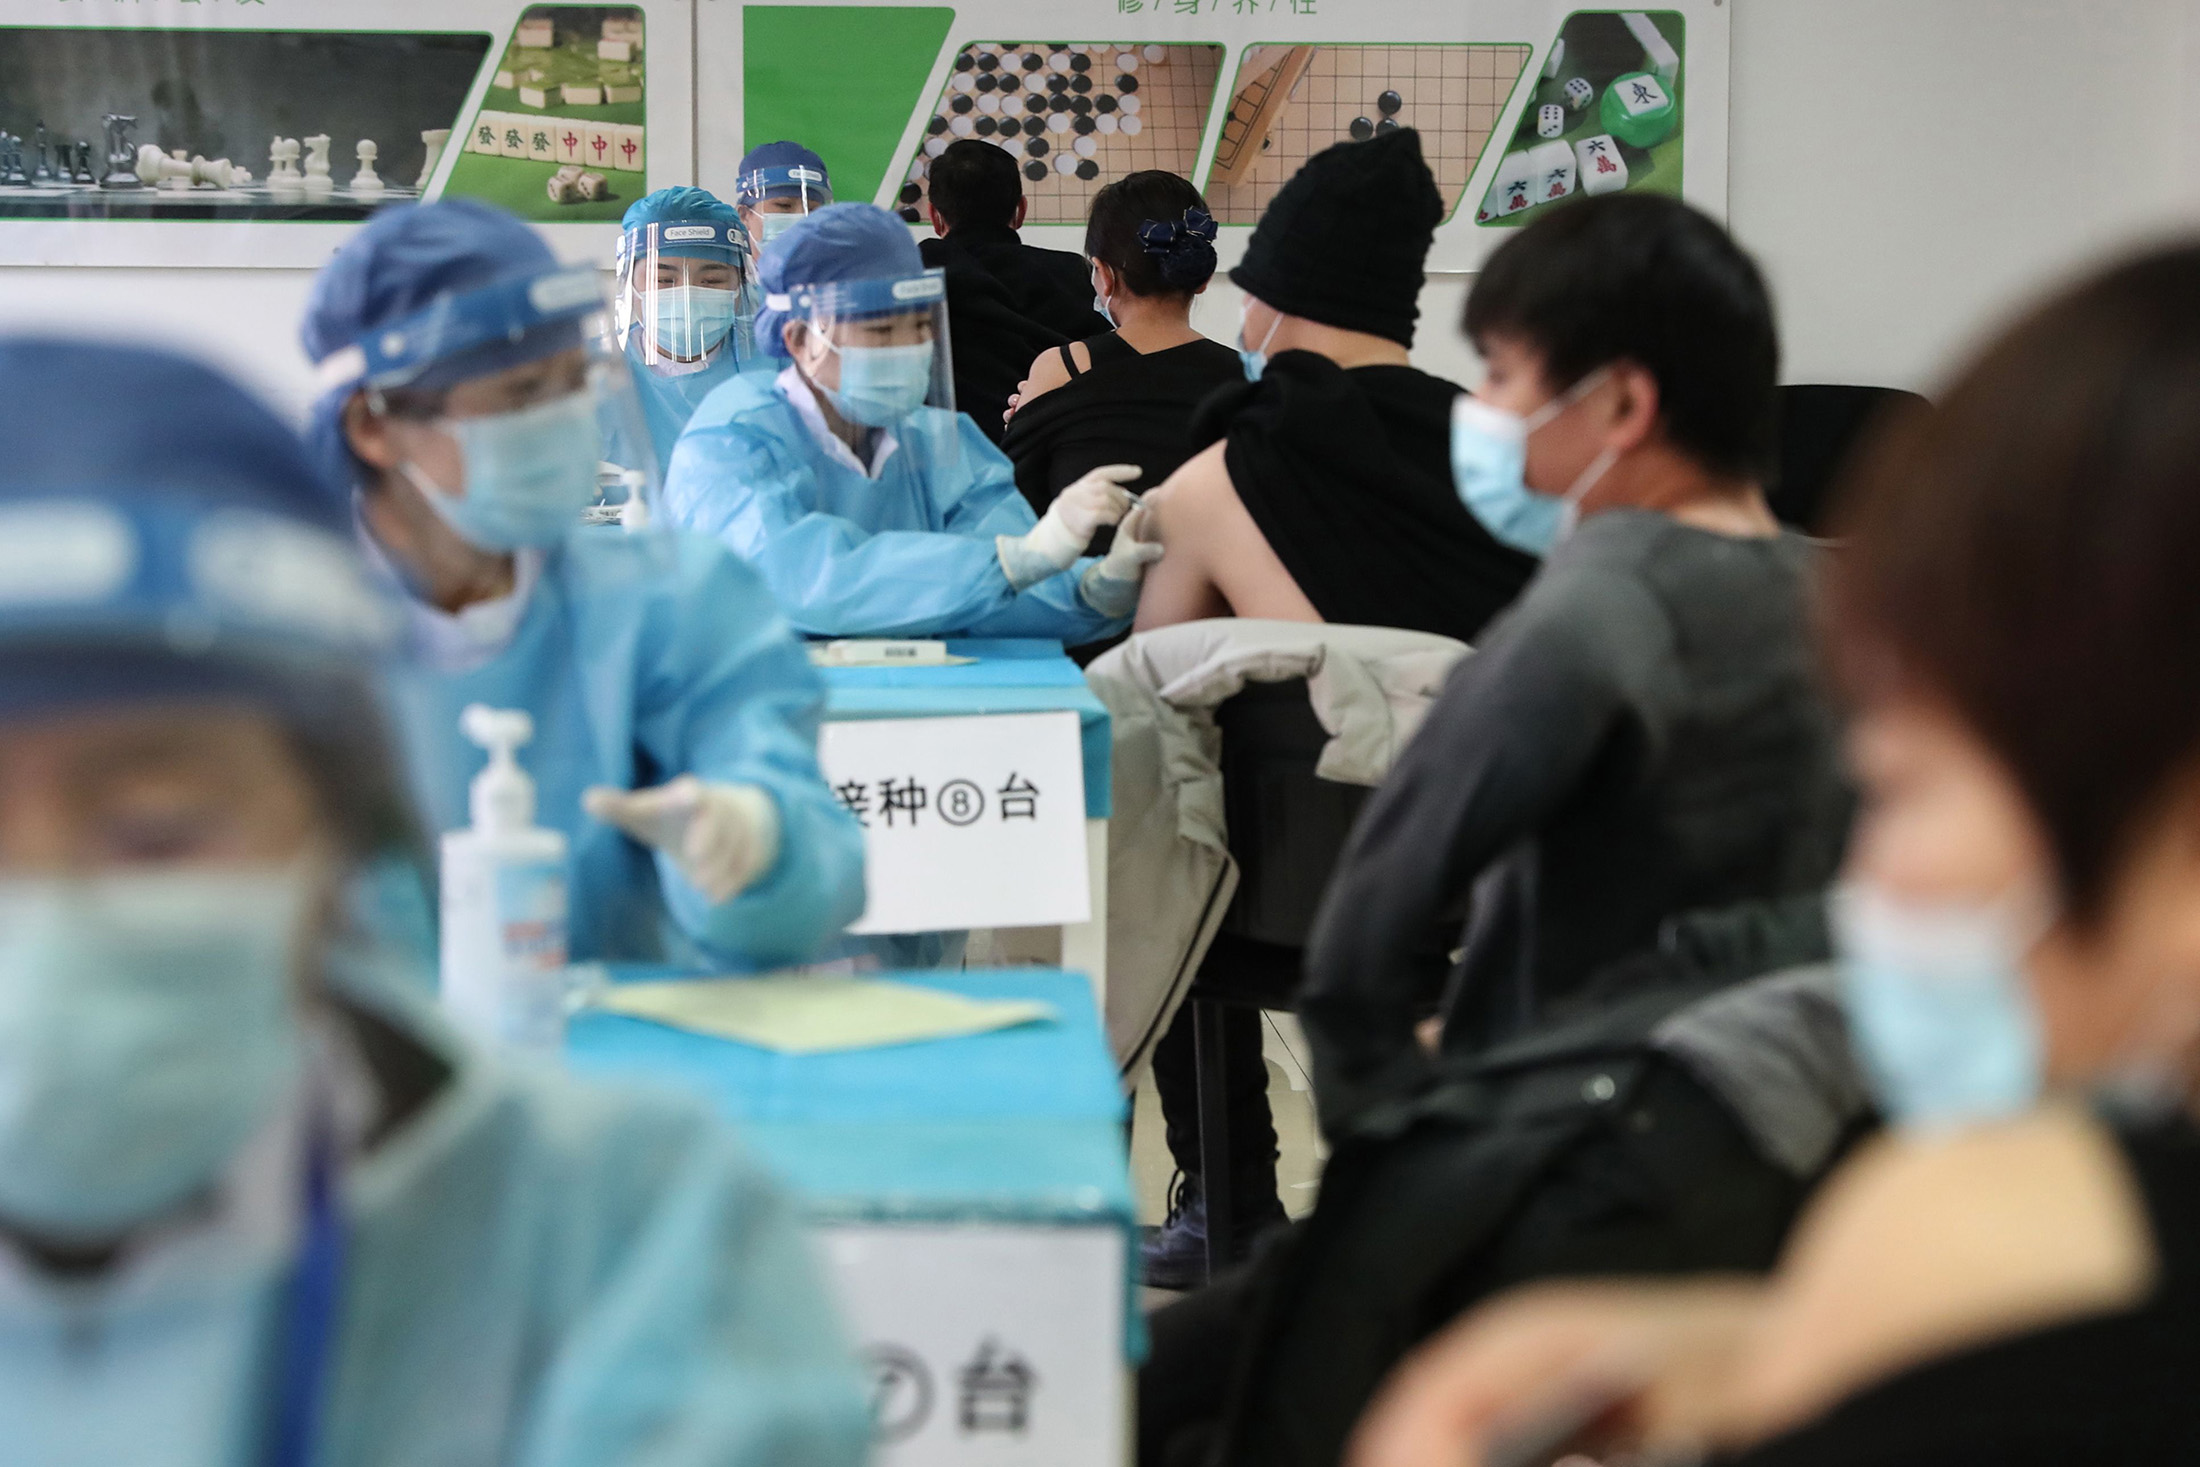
[920,224,1108,444]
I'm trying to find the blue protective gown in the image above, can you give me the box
[0,959,871,1467]
[381,524,866,970]
[660,371,1128,644]
[621,328,748,473]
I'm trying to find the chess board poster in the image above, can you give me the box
[0,0,694,267]
[700,2,1726,272]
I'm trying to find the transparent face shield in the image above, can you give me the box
[737,164,833,249]
[322,265,661,538]
[614,220,758,376]
[773,270,955,433]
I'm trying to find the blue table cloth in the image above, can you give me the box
[567,967,1131,1225]
[817,639,1112,818]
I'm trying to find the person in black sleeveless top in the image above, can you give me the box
[1000,172,1243,518]
[1348,243,2200,1467]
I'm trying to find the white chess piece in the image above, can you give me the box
[269,136,303,194]
[302,134,332,196]
[416,129,451,190]
[351,139,383,194]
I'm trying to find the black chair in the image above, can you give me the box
[1770,384,1928,534]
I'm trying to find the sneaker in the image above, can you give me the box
[1140,1172,1288,1291]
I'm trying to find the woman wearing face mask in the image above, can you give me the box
[0,339,868,1466]
[659,201,1160,642]
[1350,240,2200,1467]
[611,186,759,471]
[735,141,834,255]
[303,200,865,973]
[1131,129,1538,639]
[999,171,1242,520]
[1299,193,1851,1138]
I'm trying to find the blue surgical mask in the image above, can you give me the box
[0,868,309,1240]
[1832,880,2048,1130]
[403,390,605,551]
[821,341,934,427]
[650,284,739,359]
[1238,303,1281,382]
[756,210,802,245]
[1450,369,1616,556]
[1092,269,1116,329]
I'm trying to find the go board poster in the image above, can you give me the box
[0,0,694,266]
[699,1,1727,270]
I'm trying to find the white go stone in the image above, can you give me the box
[1047,112,1072,133]
[1143,44,1168,63]
[949,114,976,137]
[1116,52,1139,71]
[1121,113,1143,135]
[1074,134,1098,157]
[1095,113,1119,134]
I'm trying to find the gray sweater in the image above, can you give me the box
[1302,509,1851,1133]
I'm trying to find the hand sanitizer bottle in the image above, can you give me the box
[439,704,571,1054]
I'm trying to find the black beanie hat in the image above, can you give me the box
[1230,128,1443,348]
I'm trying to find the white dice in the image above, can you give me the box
[1477,148,1537,222]
[1528,139,1576,204]
[1572,133,1629,195]
[1537,104,1565,140]
[1564,77,1594,112]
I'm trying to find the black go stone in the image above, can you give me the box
[1075,159,1099,180]
[1048,94,1072,113]
[928,115,949,135]
[955,52,974,71]
[1349,116,1374,140]
[1070,53,1091,72]
[1026,94,1050,114]
[1116,74,1138,93]
[1071,73,1092,94]
[1047,75,1069,94]
[976,74,997,92]
[1096,94,1118,113]
[1024,116,1048,136]
[1027,137,1049,156]
[1073,115,1096,134]
[975,116,997,136]
[900,182,922,202]
[1024,160,1047,181]
[950,94,973,114]
[977,51,999,71]
[1377,89,1402,116]
[1023,51,1044,70]
[1376,117,1400,134]
[1070,96,1092,115]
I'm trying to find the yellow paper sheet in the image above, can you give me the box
[589,975,1055,1054]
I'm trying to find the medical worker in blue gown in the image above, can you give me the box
[733,140,834,256]
[0,337,868,1467]
[301,200,865,970]
[661,202,1164,642]
[612,186,758,472]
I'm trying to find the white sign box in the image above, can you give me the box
[821,1223,1128,1467]
[819,712,1090,935]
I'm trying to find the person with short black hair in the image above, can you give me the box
[919,140,1108,443]
[1300,191,1851,1136]
[999,170,1243,518]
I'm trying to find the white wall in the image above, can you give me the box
[6,0,2197,417]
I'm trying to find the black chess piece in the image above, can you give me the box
[100,113,144,189]
[73,141,96,185]
[31,122,54,185]
[0,137,29,188]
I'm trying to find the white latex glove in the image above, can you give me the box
[1080,500,1164,618]
[997,463,1141,590]
[581,776,781,905]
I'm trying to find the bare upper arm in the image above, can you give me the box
[1010,340,1081,415]
[1731,1106,2155,1440]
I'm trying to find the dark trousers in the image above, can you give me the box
[1150,1001,1281,1214]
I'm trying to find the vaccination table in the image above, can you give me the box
[568,966,1134,1467]
[815,638,1113,995]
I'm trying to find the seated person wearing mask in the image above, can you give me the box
[661,201,1159,642]
[0,338,867,1466]
[1301,194,1851,1139]
[734,141,833,255]
[304,200,866,971]
[612,186,758,472]
[1001,170,1243,518]
[1353,239,2200,1467]
[1134,129,1537,641]
[919,139,1110,445]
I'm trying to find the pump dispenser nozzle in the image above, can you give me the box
[460,703,537,835]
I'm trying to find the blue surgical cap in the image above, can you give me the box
[0,338,392,720]
[735,141,832,206]
[621,186,745,262]
[753,203,924,360]
[300,200,567,499]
